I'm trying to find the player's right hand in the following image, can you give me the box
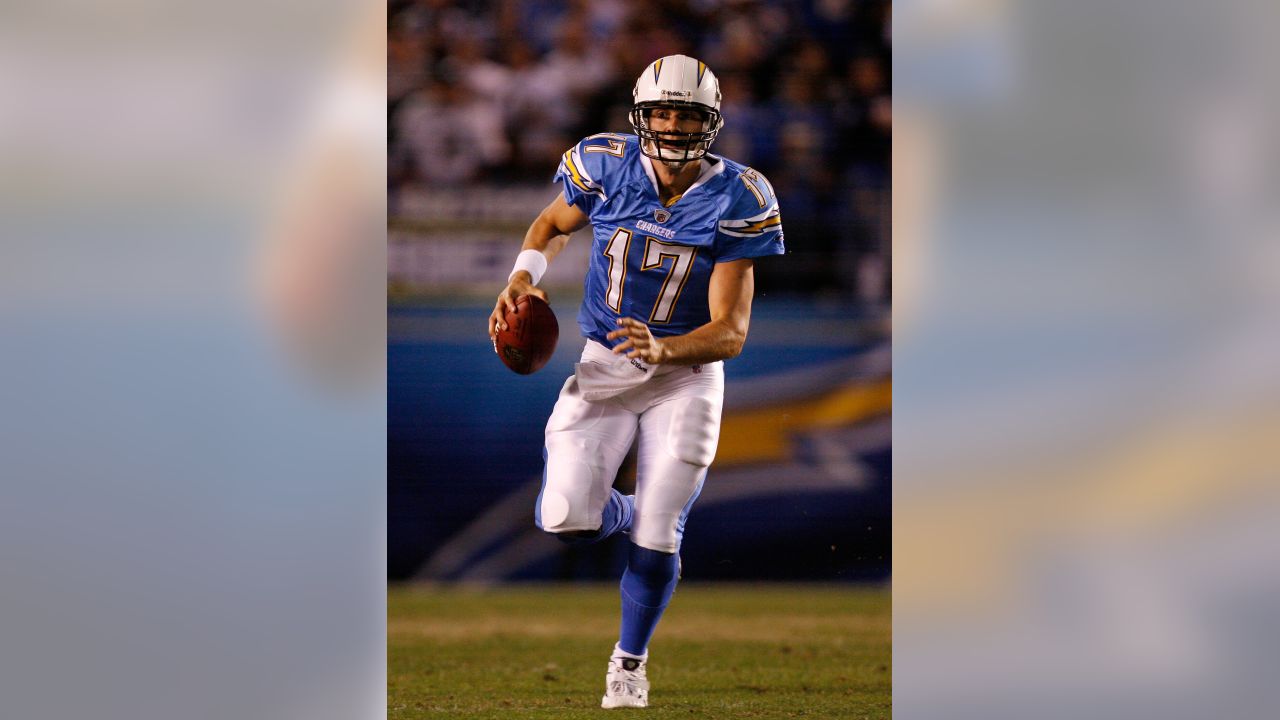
[488,273,549,340]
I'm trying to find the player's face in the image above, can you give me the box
[647,107,708,137]
[645,106,710,161]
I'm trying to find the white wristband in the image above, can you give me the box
[509,249,548,286]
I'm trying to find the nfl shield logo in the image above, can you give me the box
[654,208,671,223]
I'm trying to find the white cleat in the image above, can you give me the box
[601,655,649,708]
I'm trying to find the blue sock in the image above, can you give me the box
[604,491,635,537]
[617,542,680,656]
[553,490,634,545]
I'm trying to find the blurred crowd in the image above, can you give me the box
[388,0,891,297]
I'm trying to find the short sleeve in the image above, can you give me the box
[553,136,617,215]
[715,168,785,262]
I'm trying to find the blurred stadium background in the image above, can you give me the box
[387,0,891,585]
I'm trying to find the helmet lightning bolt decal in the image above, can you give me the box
[652,58,664,83]
[697,61,707,86]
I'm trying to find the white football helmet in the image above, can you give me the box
[629,55,724,163]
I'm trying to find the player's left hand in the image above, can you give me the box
[607,318,667,364]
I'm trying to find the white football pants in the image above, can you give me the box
[536,340,724,553]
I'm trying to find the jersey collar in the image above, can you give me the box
[640,154,725,201]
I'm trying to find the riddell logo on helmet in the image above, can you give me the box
[660,90,692,99]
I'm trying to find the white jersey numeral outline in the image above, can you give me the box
[739,167,775,208]
[603,228,632,312]
[582,132,627,157]
[641,238,697,324]
[604,227,697,323]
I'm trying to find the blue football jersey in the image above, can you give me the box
[554,133,785,347]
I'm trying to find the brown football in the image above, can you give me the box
[495,294,559,375]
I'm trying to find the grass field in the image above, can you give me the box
[389,583,891,719]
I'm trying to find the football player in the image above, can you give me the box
[488,54,784,709]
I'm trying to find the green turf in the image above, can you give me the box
[389,583,891,719]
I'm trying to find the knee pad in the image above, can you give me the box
[630,466,707,555]
[537,489,574,530]
[630,479,704,554]
[536,433,610,534]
